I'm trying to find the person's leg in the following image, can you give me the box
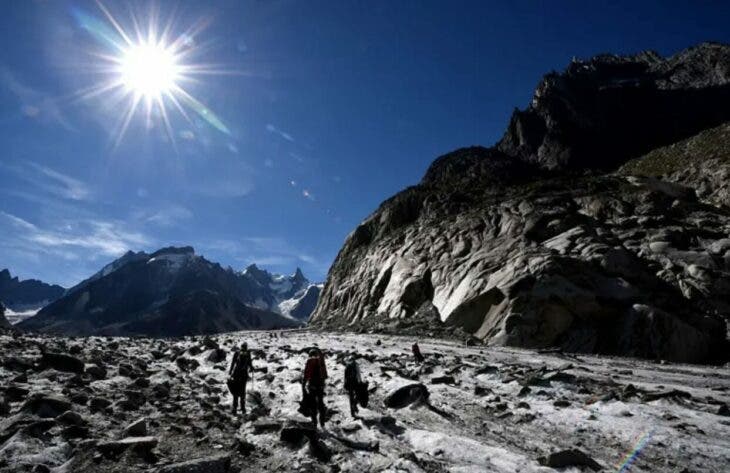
[317,389,326,427]
[241,378,248,413]
[232,394,238,414]
[310,393,318,426]
[348,389,358,417]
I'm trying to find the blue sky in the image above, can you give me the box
[0,0,728,287]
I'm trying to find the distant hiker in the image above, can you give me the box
[227,342,254,414]
[344,356,365,418]
[412,342,425,363]
[302,348,328,427]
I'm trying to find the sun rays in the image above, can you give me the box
[71,1,230,148]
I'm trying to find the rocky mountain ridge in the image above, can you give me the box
[19,247,319,337]
[0,269,65,313]
[310,43,730,363]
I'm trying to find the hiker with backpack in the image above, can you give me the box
[412,341,425,364]
[301,348,328,427]
[344,356,368,418]
[228,342,254,414]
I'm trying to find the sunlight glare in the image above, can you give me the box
[120,43,179,98]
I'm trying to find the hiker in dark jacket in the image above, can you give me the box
[412,341,425,363]
[302,348,328,427]
[344,356,363,418]
[228,342,254,414]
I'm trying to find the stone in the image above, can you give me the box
[90,397,112,412]
[176,357,200,371]
[123,418,148,437]
[430,375,456,385]
[157,454,231,473]
[252,420,282,434]
[206,348,227,364]
[385,383,430,409]
[97,436,158,456]
[56,410,85,426]
[22,394,72,418]
[538,449,602,471]
[41,352,85,374]
[5,385,29,402]
[202,337,219,350]
[62,425,90,440]
[86,364,107,380]
[280,423,317,445]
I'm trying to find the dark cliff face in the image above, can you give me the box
[311,43,730,363]
[0,302,10,329]
[0,269,65,310]
[496,42,730,171]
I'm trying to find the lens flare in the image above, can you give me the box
[71,2,231,148]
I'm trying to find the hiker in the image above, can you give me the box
[228,342,254,414]
[412,341,425,363]
[302,348,328,427]
[344,356,363,418]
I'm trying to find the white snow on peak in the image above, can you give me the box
[147,252,194,271]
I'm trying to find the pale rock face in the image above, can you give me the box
[313,173,730,362]
[310,44,730,363]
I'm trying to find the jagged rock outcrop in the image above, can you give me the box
[497,42,730,171]
[311,43,730,363]
[0,303,10,329]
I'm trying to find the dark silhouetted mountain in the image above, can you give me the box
[0,268,65,311]
[311,43,730,363]
[19,247,311,336]
[0,302,10,329]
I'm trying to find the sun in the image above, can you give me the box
[120,42,180,98]
[72,3,231,147]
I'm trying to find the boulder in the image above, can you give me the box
[205,348,227,364]
[97,436,158,455]
[157,454,231,473]
[538,449,602,471]
[22,394,72,418]
[89,397,112,412]
[252,420,282,434]
[280,423,317,445]
[384,384,430,409]
[40,352,85,374]
[86,364,107,380]
[123,418,148,437]
[430,375,456,385]
[56,410,85,426]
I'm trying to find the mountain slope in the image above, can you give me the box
[310,43,730,363]
[619,122,730,207]
[0,269,65,311]
[19,247,301,336]
[240,264,321,320]
[0,303,10,329]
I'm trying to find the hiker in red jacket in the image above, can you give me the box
[302,348,328,427]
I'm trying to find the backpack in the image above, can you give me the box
[233,351,250,377]
[356,380,370,408]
